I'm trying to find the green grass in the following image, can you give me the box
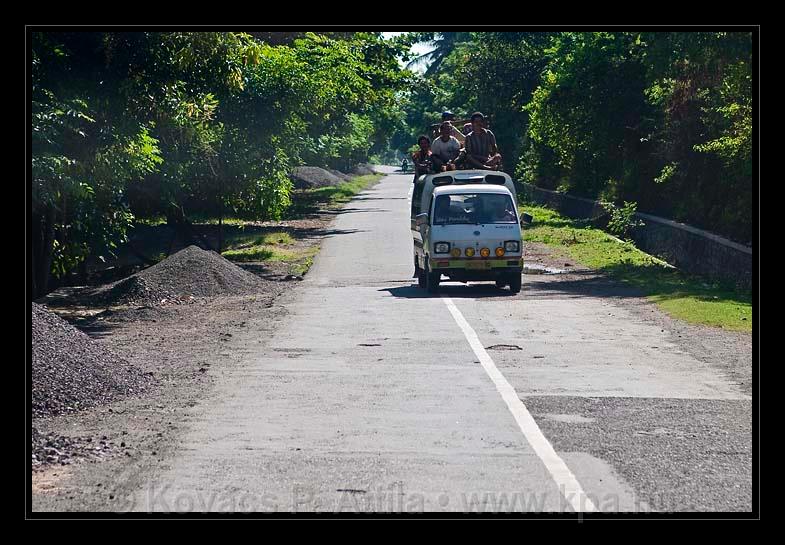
[221,231,298,263]
[225,231,295,249]
[220,174,382,272]
[520,202,752,332]
[286,174,384,218]
[135,216,167,227]
[306,174,383,204]
[221,245,296,263]
[221,233,319,275]
[190,216,254,226]
[289,245,321,276]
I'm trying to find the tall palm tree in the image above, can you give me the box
[405,32,472,76]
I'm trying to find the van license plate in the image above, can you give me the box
[466,261,490,270]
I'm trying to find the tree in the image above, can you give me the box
[404,32,472,76]
[31,31,413,297]
[31,32,163,298]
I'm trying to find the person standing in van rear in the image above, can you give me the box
[465,112,502,170]
[441,111,466,145]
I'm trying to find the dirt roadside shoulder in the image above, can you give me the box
[523,241,752,397]
[30,175,386,512]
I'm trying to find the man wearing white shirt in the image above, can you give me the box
[431,122,462,172]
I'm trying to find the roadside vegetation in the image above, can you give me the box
[395,32,752,245]
[32,32,409,298]
[219,173,383,275]
[284,173,383,218]
[304,174,384,207]
[520,202,752,332]
[31,30,752,303]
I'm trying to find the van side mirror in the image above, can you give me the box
[520,213,533,226]
[415,213,429,227]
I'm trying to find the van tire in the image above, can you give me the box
[425,258,440,294]
[508,274,522,294]
[415,255,427,288]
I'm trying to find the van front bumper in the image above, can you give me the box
[430,258,523,280]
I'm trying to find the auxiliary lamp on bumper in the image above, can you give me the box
[434,242,451,254]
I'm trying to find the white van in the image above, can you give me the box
[411,170,524,294]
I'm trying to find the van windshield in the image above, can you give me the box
[433,193,517,225]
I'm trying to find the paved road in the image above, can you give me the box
[136,169,751,513]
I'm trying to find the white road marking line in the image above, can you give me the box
[442,297,597,513]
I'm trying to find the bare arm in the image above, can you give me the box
[451,125,466,144]
[489,131,500,156]
[464,134,485,167]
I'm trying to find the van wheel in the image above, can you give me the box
[415,256,427,288]
[508,274,522,294]
[425,259,440,294]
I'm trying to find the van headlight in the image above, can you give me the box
[434,242,450,254]
[504,240,520,252]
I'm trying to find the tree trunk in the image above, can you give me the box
[218,215,223,253]
[31,207,55,300]
[166,203,211,251]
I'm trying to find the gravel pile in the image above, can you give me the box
[351,163,377,176]
[31,303,152,418]
[31,427,114,469]
[99,245,263,307]
[291,166,345,189]
[327,168,352,182]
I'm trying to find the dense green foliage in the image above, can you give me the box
[30,30,753,298]
[31,31,411,297]
[397,31,753,243]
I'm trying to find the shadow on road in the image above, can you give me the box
[379,270,658,302]
[380,282,516,299]
[315,207,389,216]
[521,270,647,300]
[350,196,409,201]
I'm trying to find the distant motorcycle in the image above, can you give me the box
[401,159,409,173]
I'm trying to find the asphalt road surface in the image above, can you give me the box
[133,167,752,513]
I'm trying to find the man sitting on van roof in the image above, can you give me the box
[464,112,502,170]
[431,122,462,172]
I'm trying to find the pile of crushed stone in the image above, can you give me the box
[98,245,263,307]
[291,166,345,189]
[31,427,114,469]
[31,303,152,418]
[351,163,378,176]
[327,168,352,182]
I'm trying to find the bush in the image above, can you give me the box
[600,200,645,241]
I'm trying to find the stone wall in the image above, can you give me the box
[518,182,753,290]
